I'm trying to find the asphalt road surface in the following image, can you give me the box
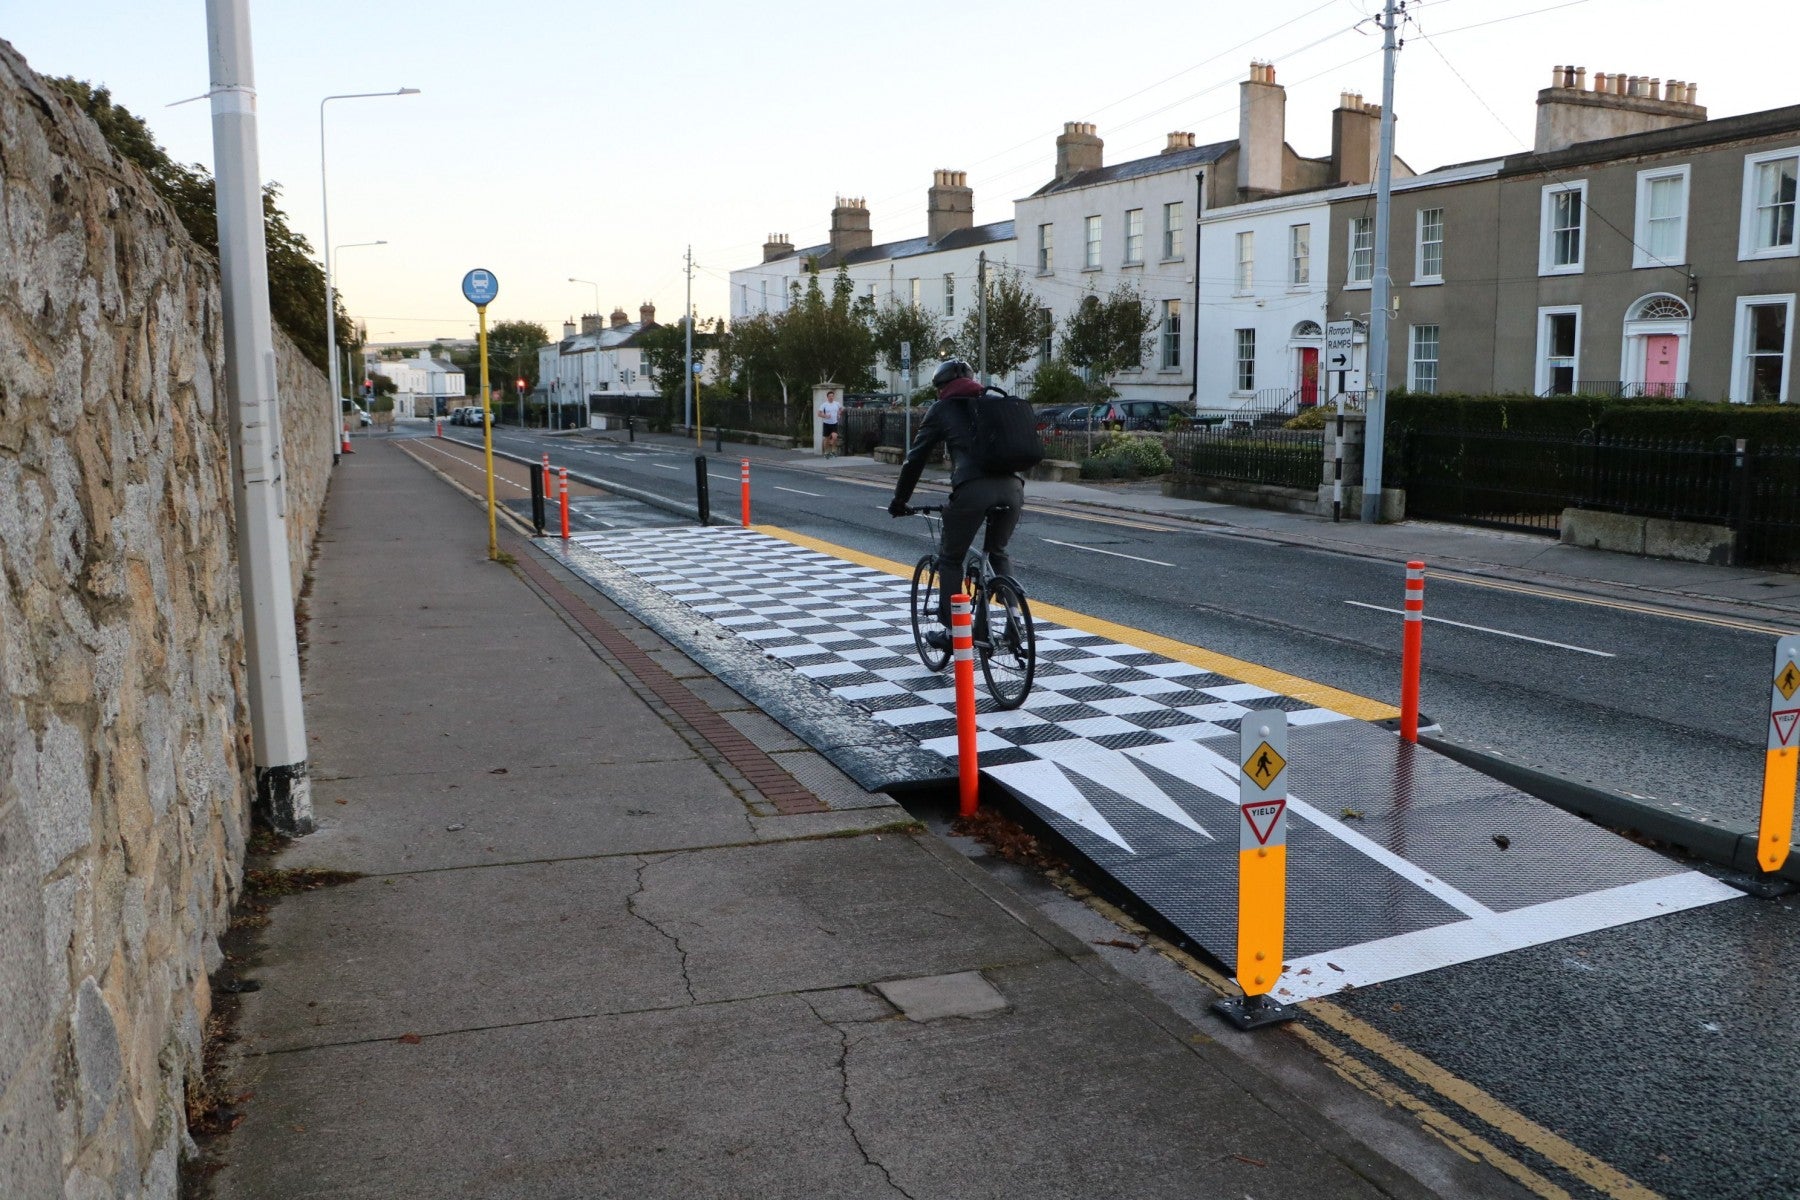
[419,424,1799,1200]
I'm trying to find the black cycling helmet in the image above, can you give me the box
[931,359,974,389]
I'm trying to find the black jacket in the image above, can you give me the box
[894,381,1013,502]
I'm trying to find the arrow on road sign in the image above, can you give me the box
[1242,798,1287,845]
[1775,709,1800,747]
[1331,354,1347,366]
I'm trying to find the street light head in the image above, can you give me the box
[397,87,421,95]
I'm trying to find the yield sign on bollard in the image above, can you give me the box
[1760,635,1800,873]
[1213,710,1297,1031]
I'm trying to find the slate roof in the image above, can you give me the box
[1028,139,1234,198]
[557,321,658,354]
[760,219,1016,269]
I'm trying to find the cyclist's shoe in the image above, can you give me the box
[923,629,952,652]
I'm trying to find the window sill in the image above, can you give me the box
[1122,261,1144,270]
[1288,282,1312,292]
[1036,270,1054,278]
[1160,256,1185,265]
[1157,367,1183,375]
[1631,259,1688,270]
[1082,266,1102,273]
[1411,278,1443,287]
[1539,264,1585,277]
[1737,244,1799,262]
[1344,281,1372,291]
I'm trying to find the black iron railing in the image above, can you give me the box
[1169,425,1323,490]
[1395,428,1800,565]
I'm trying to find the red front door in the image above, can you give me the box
[1643,334,1679,397]
[1298,348,1320,406]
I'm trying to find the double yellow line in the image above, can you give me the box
[1434,570,1797,637]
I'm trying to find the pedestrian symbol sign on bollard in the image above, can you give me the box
[1759,635,1800,873]
[1213,710,1296,1031]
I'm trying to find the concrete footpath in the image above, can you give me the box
[199,444,1525,1199]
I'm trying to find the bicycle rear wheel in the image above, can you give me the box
[978,577,1035,709]
[910,555,950,672]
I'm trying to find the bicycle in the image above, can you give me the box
[904,505,1036,709]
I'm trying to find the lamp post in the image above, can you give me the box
[332,239,385,426]
[568,277,601,432]
[320,87,418,449]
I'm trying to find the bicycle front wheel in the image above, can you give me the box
[978,577,1035,709]
[910,555,950,672]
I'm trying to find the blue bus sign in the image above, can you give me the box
[461,268,499,307]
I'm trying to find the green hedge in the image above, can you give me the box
[1385,392,1800,447]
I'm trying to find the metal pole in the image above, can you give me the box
[977,251,989,386]
[319,100,339,448]
[1360,0,1401,523]
[479,305,498,559]
[683,245,694,432]
[207,0,312,834]
[1190,170,1204,403]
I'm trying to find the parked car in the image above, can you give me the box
[1033,404,1085,432]
[1091,400,1190,431]
[844,392,905,409]
[341,399,371,427]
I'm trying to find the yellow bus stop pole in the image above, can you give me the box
[1760,635,1799,873]
[479,305,498,560]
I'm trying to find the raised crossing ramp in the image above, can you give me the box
[547,526,1739,1003]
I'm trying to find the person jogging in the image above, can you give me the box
[887,360,1033,650]
[818,389,843,457]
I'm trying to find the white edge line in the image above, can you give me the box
[1042,537,1174,568]
[1275,871,1738,1002]
[1286,795,1494,918]
[1344,600,1616,657]
[774,486,823,497]
[650,463,681,471]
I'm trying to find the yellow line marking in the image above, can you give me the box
[1305,1001,1663,1199]
[752,524,1397,721]
[1065,881,1587,1200]
[1434,570,1796,637]
[1289,1026,1577,1200]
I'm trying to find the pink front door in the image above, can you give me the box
[1643,334,1679,397]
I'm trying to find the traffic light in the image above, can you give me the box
[362,378,373,399]
[516,378,526,391]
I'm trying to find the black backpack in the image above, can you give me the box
[964,387,1045,474]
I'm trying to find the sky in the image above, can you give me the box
[8,0,1792,346]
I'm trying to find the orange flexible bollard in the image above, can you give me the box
[1400,561,1424,742]
[435,419,442,437]
[542,453,551,501]
[740,458,751,527]
[952,594,979,818]
[341,423,353,454]
[558,467,570,539]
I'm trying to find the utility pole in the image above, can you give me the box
[206,0,312,834]
[683,245,695,432]
[976,251,989,385]
[1360,0,1402,523]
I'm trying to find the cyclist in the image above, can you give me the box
[887,359,1024,651]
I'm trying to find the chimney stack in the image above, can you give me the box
[762,233,794,263]
[639,302,656,326]
[562,319,577,339]
[1534,64,1706,152]
[1162,131,1196,155]
[580,313,601,335]
[1237,61,1287,199]
[828,196,872,257]
[609,306,629,329]
[927,169,974,243]
[1054,122,1104,181]
[1330,92,1383,186]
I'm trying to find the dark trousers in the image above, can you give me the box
[935,474,1025,623]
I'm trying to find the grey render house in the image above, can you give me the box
[1327,67,1800,403]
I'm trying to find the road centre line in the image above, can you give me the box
[774,485,822,497]
[1343,600,1615,657]
[1041,538,1174,568]
[1432,569,1796,637]
[650,463,680,471]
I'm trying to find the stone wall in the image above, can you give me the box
[0,39,335,1197]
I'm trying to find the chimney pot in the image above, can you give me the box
[1575,66,1587,89]
[1551,65,1564,87]
[1054,120,1104,180]
[927,166,975,242]
[640,302,656,325]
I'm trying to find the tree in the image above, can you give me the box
[485,320,549,390]
[867,299,941,378]
[728,312,794,414]
[777,267,877,391]
[47,78,350,373]
[1061,282,1160,387]
[958,270,1047,381]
